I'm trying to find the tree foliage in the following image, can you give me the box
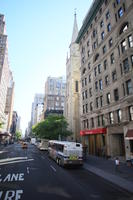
[15,130,22,140]
[32,115,72,140]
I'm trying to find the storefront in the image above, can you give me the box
[80,128,107,157]
[125,129,133,162]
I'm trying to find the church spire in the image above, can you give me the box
[71,10,78,44]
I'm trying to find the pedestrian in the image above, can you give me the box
[115,157,120,172]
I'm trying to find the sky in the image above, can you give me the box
[1,0,93,135]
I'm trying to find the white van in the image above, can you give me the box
[38,139,49,151]
[48,140,83,166]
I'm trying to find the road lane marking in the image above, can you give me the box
[0,157,28,163]
[50,165,56,172]
[27,167,29,174]
[0,158,34,166]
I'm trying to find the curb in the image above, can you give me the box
[84,163,133,194]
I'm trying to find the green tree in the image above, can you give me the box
[0,121,4,129]
[32,115,72,140]
[15,130,22,140]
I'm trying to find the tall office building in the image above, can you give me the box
[0,14,14,132]
[44,76,66,118]
[64,13,81,142]
[31,94,44,126]
[76,0,133,160]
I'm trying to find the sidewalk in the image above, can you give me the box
[84,155,133,194]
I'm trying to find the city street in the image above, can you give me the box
[0,143,132,200]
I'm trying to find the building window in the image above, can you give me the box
[105,75,109,85]
[83,120,86,129]
[100,96,103,107]
[99,79,103,90]
[88,74,91,83]
[93,41,97,49]
[121,39,127,53]
[107,23,111,32]
[120,63,123,75]
[112,70,117,81]
[87,40,89,47]
[129,106,133,121]
[88,50,90,57]
[123,58,129,73]
[116,0,120,4]
[98,64,101,74]
[75,81,78,92]
[88,62,91,69]
[122,83,125,96]
[85,77,87,86]
[94,53,99,62]
[101,115,105,126]
[128,35,133,48]
[100,20,104,28]
[109,38,113,47]
[94,67,97,77]
[82,92,85,100]
[96,97,99,108]
[104,59,107,70]
[110,53,115,64]
[107,93,111,104]
[118,7,124,18]
[114,88,119,101]
[117,109,122,123]
[99,8,102,15]
[91,118,94,128]
[83,105,85,114]
[86,119,89,128]
[119,22,128,35]
[97,116,100,127]
[85,90,88,99]
[106,11,110,20]
[93,29,97,38]
[103,45,106,54]
[126,79,132,95]
[86,104,88,113]
[95,81,98,91]
[82,57,85,64]
[101,31,105,40]
[131,55,133,66]
[89,88,92,97]
[109,112,114,124]
[90,102,93,111]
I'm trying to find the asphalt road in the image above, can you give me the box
[0,143,132,200]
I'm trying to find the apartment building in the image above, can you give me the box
[64,13,81,142]
[0,14,14,132]
[76,0,133,160]
[44,77,66,118]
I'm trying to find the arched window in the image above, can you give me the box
[119,22,128,35]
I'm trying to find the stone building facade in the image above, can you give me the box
[76,0,133,160]
[44,77,66,118]
[64,13,81,142]
[0,14,14,132]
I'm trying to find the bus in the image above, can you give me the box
[48,140,83,166]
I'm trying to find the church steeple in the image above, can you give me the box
[71,10,78,44]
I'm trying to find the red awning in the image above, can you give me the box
[125,129,133,140]
[80,128,107,136]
